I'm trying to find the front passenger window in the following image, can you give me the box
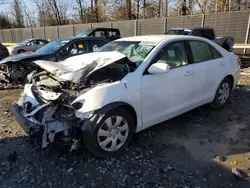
[151,41,188,69]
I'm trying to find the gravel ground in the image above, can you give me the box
[1,78,250,187]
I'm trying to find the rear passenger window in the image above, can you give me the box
[210,46,222,59]
[88,40,107,52]
[189,40,213,63]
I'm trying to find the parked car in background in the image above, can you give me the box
[0,37,109,85]
[7,39,49,55]
[12,35,240,157]
[165,27,234,52]
[76,28,121,41]
[0,43,9,60]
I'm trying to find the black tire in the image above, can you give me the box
[211,77,232,108]
[17,49,25,54]
[83,107,134,158]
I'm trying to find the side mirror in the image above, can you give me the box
[148,62,170,74]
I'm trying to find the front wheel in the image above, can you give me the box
[211,77,232,108]
[17,49,25,54]
[83,107,134,157]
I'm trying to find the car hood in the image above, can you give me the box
[34,51,126,83]
[0,52,48,64]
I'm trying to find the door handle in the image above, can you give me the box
[219,62,225,66]
[184,71,194,76]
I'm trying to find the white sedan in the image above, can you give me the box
[12,35,240,157]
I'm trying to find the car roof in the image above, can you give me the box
[169,27,213,30]
[116,35,187,43]
[116,35,212,44]
[24,38,48,41]
[52,36,109,42]
[90,28,119,31]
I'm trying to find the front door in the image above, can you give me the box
[141,41,195,128]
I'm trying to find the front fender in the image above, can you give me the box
[73,80,142,128]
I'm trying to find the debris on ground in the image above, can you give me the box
[1,85,250,187]
[231,160,238,165]
[232,168,243,179]
[215,155,227,162]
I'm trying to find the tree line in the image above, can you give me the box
[0,0,249,29]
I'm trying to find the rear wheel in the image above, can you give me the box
[211,77,232,108]
[83,108,134,157]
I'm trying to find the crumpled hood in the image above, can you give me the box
[34,51,126,83]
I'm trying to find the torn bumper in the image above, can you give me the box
[11,102,42,135]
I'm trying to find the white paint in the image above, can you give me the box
[21,35,240,134]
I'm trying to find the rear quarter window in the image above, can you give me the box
[210,46,223,59]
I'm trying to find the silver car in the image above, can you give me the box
[7,39,49,55]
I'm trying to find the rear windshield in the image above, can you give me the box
[166,29,190,35]
[76,29,93,37]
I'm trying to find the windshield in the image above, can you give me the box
[36,39,69,55]
[76,29,93,37]
[166,29,191,35]
[98,41,155,67]
[19,40,30,45]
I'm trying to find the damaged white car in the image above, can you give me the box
[12,35,240,157]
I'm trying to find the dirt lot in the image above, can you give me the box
[1,74,250,188]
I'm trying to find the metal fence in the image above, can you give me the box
[0,11,249,46]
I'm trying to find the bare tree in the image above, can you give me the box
[46,0,62,25]
[158,0,162,17]
[165,0,168,17]
[94,0,99,22]
[126,0,132,19]
[135,0,140,19]
[91,0,94,22]
[75,0,85,23]
[12,0,24,28]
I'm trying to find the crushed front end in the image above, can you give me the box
[11,51,131,151]
[12,79,83,150]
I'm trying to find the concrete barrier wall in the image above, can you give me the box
[21,28,33,40]
[138,18,166,35]
[44,26,58,41]
[32,27,45,39]
[0,11,249,47]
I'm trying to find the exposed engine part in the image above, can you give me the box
[0,61,38,88]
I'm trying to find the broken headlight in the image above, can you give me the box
[72,99,85,110]
[75,110,94,119]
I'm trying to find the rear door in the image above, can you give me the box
[25,40,37,51]
[88,39,108,52]
[188,40,225,106]
[36,40,47,50]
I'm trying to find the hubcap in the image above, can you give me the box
[97,115,129,152]
[218,83,230,104]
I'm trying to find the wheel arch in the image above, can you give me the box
[224,74,234,88]
[212,74,234,101]
[97,102,138,130]
[81,102,138,133]
[17,49,25,53]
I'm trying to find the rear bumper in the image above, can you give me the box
[11,102,41,135]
